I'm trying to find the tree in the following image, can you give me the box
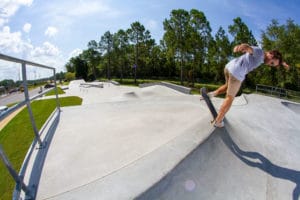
[160,40,176,78]
[80,46,101,81]
[127,21,152,83]
[73,56,88,81]
[163,9,190,85]
[213,27,232,82]
[99,31,113,80]
[56,71,65,83]
[65,58,75,73]
[65,72,75,81]
[0,79,15,90]
[228,17,257,46]
[87,40,101,80]
[188,9,212,85]
[113,29,129,81]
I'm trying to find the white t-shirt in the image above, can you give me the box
[225,46,264,81]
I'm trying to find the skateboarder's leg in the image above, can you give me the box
[212,69,230,97]
[215,73,241,127]
[215,95,234,126]
[214,83,227,96]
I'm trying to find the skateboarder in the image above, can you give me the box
[207,43,289,127]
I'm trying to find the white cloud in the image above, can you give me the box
[29,42,66,72]
[0,0,33,26]
[41,0,122,29]
[0,26,33,53]
[45,26,58,37]
[68,1,111,16]
[0,25,61,58]
[0,17,7,27]
[23,23,31,33]
[31,42,60,57]
[0,24,65,75]
[26,54,66,74]
[69,48,82,58]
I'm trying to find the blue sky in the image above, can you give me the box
[0,0,299,79]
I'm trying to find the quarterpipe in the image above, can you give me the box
[137,94,300,200]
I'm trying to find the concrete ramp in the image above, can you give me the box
[282,101,300,114]
[119,85,184,101]
[137,94,300,200]
[137,128,300,200]
[35,95,215,200]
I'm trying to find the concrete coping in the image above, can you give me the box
[139,82,191,94]
[108,80,120,85]
[232,94,248,106]
[79,82,103,88]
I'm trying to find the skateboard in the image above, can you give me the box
[200,87,218,122]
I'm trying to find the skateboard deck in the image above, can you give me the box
[200,87,218,121]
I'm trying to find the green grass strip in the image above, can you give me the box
[0,96,82,200]
[44,87,65,96]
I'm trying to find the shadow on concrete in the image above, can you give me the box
[18,109,60,199]
[281,101,300,115]
[137,127,300,200]
[219,128,300,200]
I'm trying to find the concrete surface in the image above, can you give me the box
[21,80,300,200]
[137,94,300,200]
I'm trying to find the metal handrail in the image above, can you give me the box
[0,53,54,69]
[256,84,300,101]
[256,84,287,97]
[0,53,61,199]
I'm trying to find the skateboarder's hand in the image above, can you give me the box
[233,43,253,55]
[282,62,290,70]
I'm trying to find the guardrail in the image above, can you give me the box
[256,84,300,99]
[0,53,61,199]
[256,84,287,98]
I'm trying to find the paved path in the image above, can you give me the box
[0,105,25,131]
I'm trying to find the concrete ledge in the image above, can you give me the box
[139,82,191,94]
[60,86,69,90]
[80,83,103,88]
[232,94,248,106]
[109,80,120,86]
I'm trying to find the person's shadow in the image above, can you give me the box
[218,128,300,200]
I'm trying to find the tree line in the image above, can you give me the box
[65,9,300,90]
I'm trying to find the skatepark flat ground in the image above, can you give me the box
[23,80,300,200]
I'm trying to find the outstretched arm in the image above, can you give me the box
[233,43,254,54]
[282,61,290,70]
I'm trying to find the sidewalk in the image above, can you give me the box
[0,105,25,131]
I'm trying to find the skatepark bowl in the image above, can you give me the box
[4,80,300,200]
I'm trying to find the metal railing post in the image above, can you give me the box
[0,53,61,199]
[53,68,61,111]
[21,62,43,147]
[0,145,32,198]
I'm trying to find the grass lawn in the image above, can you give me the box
[0,96,82,200]
[44,87,65,96]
